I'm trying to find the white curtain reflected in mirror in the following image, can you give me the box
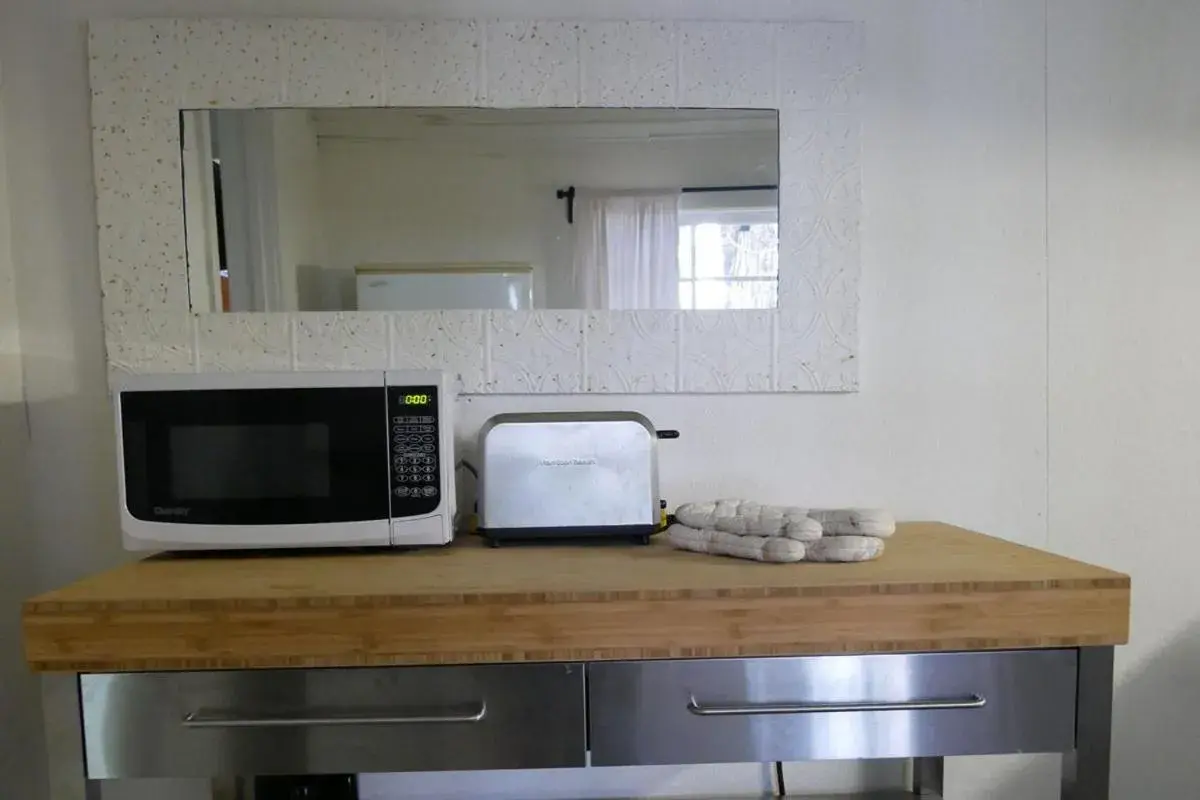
[571,192,680,310]
[181,107,780,313]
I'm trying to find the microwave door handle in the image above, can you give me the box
[182,701,487,729]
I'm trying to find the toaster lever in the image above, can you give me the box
[656,429,680,440]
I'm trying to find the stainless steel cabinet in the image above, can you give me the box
[78,651,1081,778]
[588,650,1078,766]
[81,663,586,779]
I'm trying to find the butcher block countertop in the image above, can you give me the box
[22,522,1130,673]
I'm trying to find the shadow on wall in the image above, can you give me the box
[0,400,46,800]
[980,629,1200,799]
[1106,626,1200,799]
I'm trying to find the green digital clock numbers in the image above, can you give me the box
[404,394,430,405]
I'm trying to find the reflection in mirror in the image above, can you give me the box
[181,107,780,313]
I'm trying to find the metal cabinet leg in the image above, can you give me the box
[42,673,102,800]
[1061,647,1114,800]
[913,756,944,797]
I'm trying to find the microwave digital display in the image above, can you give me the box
[403,394,431,405]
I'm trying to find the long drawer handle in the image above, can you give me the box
[686,694,987,716]
[181,702,487,729]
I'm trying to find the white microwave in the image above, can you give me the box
[113,370,455,551]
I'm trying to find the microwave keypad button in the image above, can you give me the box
[387,384,441,518]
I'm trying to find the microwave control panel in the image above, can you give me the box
[387,385,442,518]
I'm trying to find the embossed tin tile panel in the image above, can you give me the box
[89,20,180,130]
[586,312,679,393]
[679,22,778,108]
[197,314,292,373]
[282,20,384,106]
[385,20,481,106]
[488,311,584,394]
[580,22,677,107]
[177,20,283,108]
[777,22,865,110]
[90,18,862,394]
[483,20,580,107]
[391,311,487,395]
[106,311,196,376]
[681,312,774,393]
[295,313,388,371]
[93,109,188,313]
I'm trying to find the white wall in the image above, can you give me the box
[0,33,45,800]
[1,0,1195,798]
[320,141,543,308]
[0,52,23,405]
[316,131,775,310]
[1048,3,1200,799]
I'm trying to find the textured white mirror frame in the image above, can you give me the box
[90,18,862,393]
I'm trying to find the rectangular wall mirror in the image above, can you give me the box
[181,107,780,315]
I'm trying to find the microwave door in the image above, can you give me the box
[120,386,389,548]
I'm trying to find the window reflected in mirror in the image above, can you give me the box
[181,107,780,314]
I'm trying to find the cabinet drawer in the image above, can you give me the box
[81,663,585,778]
[588,650,1077,766]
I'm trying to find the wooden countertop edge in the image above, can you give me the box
[25,635,1130,673]
[23,583,1130,674]
[20,525,1132,674]
[21,575,1132,614]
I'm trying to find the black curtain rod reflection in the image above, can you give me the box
[681,184,779,194]
[555,184,778,225]
[556,186,577,224]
